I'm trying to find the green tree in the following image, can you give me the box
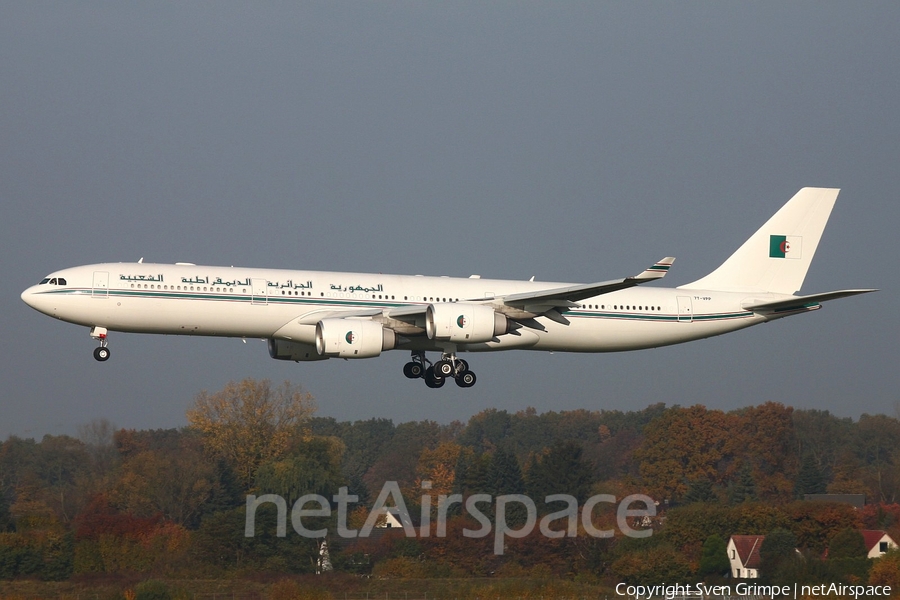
[76,418,119,484]
[34,435,91,523]
[486,448,524,496]
[792,409,852,481]
[311,416,395,493]
[110,434,221,527]
[698,534,730,577]
[794,453,826,498]
[0,492,11,532]
[134,579,173,600]
[193,505,318,573]
[759,528,799,584]
[683,479,718,504]
[524,441,594,509]
[362,420,446,495]
[458,409,513,453]
[854,414,900,503]
[254,436,345,504]
[662,504,734,560]
[729,466,758,504]
[828,528,866,559]
[453,449,489,497]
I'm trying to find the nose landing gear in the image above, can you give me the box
[402,351,476,388]
[90,326,110,362]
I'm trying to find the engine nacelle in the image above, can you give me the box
[268,339,329,362]
[315,318,396,358]
[426,303,510,343]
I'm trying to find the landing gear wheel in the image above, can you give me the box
[424,366,445,388]
[456,371,477,388]
[403,362,424,379]
[93,347,110,362]
[434,360,454,378]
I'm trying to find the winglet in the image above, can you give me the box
[634,257,676,281]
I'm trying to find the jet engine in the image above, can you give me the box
[315,318,396,358]
[426,303,511,343]
[268,339,328,362]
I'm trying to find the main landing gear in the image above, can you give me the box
[403,351,477,388]
[90,326,110,362]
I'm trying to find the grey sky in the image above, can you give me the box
[2,2,897,439]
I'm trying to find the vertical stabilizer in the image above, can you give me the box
[678,188,839,294]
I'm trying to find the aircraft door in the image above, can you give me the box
[251,279,268,305]
[677,296,693,322]
[92,271,109,298]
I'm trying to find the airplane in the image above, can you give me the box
[21,188,875,389]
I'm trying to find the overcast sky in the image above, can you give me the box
[2,2,898,439]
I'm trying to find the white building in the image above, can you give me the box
[727,535,764,579]
[861,530,898,559]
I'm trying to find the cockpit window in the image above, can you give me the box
[57,278,67,285]
[39,278,67,285]
[49,278,57,285]
[40,278,51,284]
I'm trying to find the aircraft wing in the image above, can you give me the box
[285,258,675,334]
[499,257,675,308]
[742,289,877,313]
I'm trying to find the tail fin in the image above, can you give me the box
[678,188,839,294]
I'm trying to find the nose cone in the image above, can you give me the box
[21,285,47,313]
[21,285,36,307]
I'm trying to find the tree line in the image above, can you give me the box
[0,378,898,589]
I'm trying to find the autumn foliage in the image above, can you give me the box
[1,379,899,587]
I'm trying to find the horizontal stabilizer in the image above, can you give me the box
[742,289,877,312]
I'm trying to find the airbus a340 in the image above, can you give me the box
[21,188,874,388]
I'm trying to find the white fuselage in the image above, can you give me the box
[21,262,775,355]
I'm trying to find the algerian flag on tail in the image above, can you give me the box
[678,187,839,294]
[769,235,802,259]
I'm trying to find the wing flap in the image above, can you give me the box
[294,307,385,325]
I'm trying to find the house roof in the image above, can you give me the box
[803,494,866,509]
[731,535,765,569]
[860,530,893,552]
